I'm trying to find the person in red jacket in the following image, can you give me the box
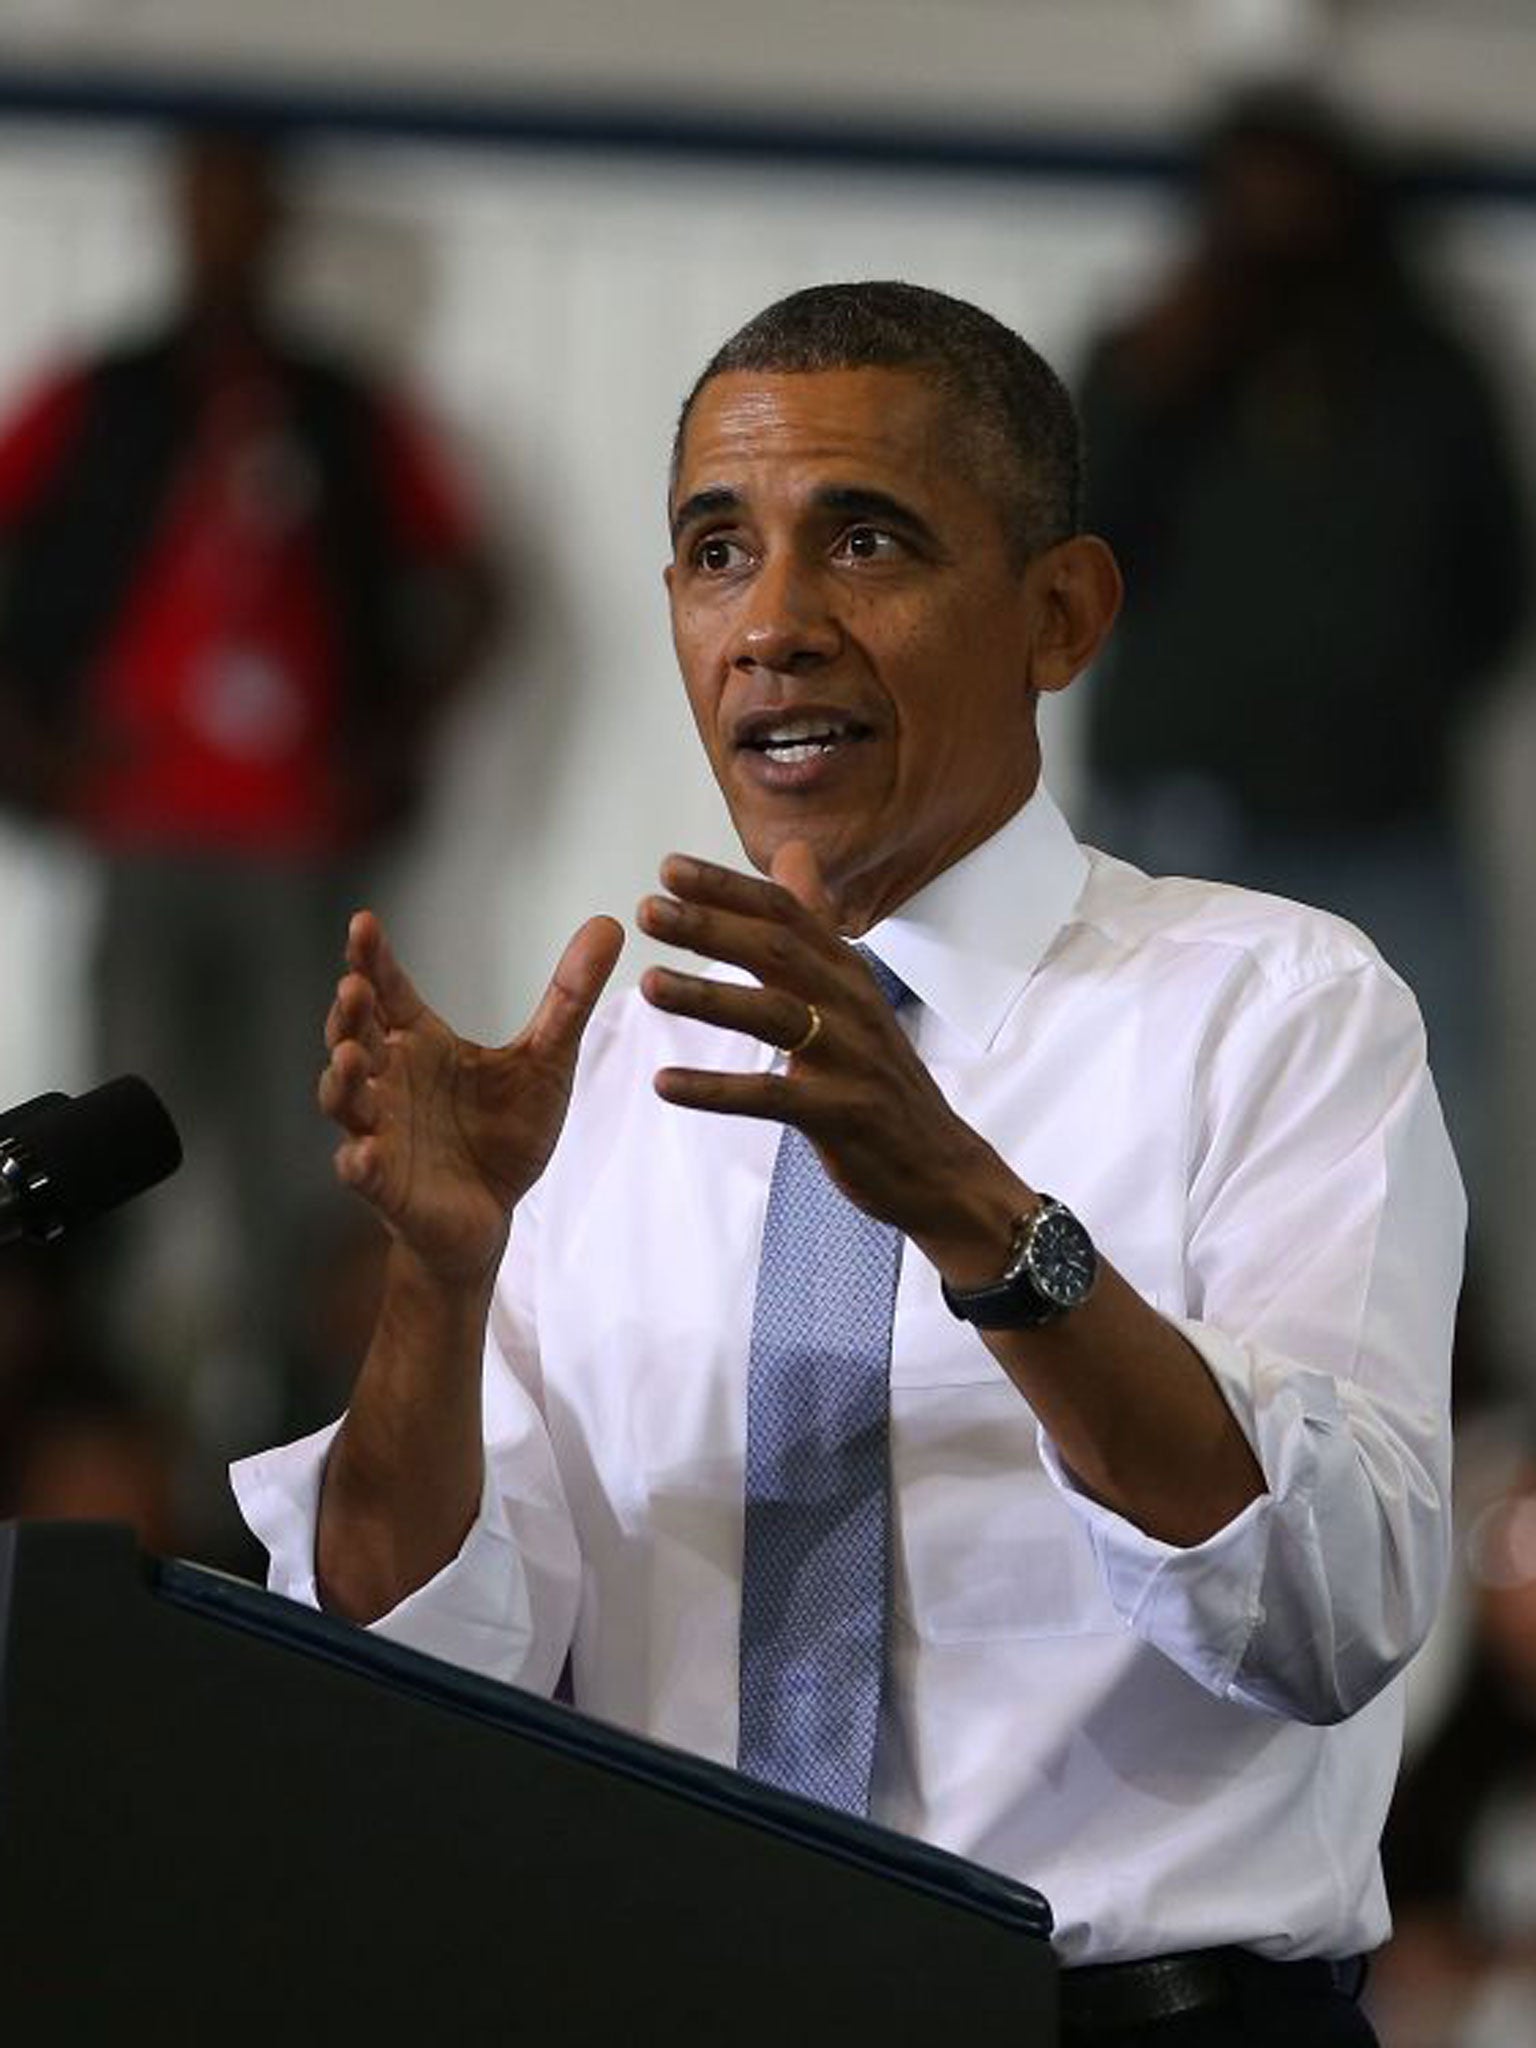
[0,128,505,1498]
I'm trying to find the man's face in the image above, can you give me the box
[666,366,1050,933]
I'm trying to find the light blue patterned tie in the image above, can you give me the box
[737,949,909,1814]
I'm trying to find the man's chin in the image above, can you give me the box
[735,814,845,873]
[731,822,896,933]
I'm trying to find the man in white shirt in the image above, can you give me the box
[234,283,1457,2045]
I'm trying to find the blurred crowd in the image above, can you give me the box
[2,90,1536,2045]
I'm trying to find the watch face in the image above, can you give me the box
[1028,1206,1098,1309]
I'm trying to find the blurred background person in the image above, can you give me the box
[0,125,506,1545]
[1076,84,1529,1222]
[1373,1434,1536,2047]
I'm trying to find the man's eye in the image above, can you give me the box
[838,525,899,562]
[694,536,746,573]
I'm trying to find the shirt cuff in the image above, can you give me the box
[1037,1317,1303,1700]
[229,1427,536,1687]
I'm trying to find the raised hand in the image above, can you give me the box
[320,908,625,1285]
[637,841,1020,1273]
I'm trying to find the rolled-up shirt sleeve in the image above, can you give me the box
[1041,953,1460,1725]
[229,1196,581,1695]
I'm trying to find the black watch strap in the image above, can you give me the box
[940,1198,1098,1331]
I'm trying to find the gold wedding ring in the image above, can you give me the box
[783,1002,823,1057]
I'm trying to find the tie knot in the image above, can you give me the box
[855,944,910,1012]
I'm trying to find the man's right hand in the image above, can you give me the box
[319,909,625,1286]
[314,908,623,1623]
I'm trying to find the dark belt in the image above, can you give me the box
[1060,1947,1368,2034]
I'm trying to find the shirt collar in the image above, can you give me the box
[860,785,1088,1053]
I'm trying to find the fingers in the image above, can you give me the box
[325,972,386,1063]
[638,849,904,1083]
[642,966,819,1054]
[345,908,427,1030]
[523,916,625,1062]
[320,909,402,1140]
[769,839,836,923]
[653,1062,878,1139]
[639,859,842,997]
[654,851,830,936]
[654,1066,800,1122]
[318,1034,380,1135]
[332,1131,385,1199]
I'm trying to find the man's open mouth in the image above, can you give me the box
[739,715,873,765]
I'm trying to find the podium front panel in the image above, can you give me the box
[0,1522,1056,2042]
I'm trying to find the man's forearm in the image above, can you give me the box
[315,1241,494,1623]
[989,1263,1266,1546]
[912,1161,1265,1549]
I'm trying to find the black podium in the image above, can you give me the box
[0,1522,1056,2042]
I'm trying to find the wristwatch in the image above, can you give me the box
[940,1197,1099,1330]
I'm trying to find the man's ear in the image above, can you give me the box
[1023,535,1123,696]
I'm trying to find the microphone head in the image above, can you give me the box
[1,1077,182,1238]
[0,1091,69,1142]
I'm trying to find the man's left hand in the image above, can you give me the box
[638,841,1024,1273]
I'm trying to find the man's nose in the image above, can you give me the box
[731,554,842,673]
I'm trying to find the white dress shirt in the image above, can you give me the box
[233,786,1461,1967]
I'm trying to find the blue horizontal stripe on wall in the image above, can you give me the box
[0,64,1532,205]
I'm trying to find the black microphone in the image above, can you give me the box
[0,1090,69,1141]
[0,1077,183,1247]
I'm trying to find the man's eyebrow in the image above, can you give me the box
[668,481,942,549]
[815,485,940,546]
[670,487,740,544]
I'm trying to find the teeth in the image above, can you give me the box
[754,716,853,754]
[762,718,843,746]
